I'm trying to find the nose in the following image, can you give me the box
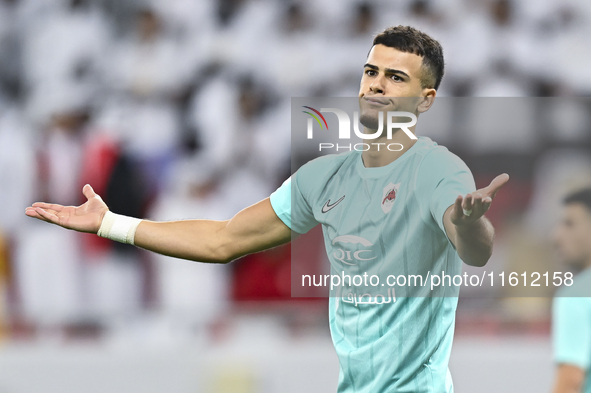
[369,76,385,94]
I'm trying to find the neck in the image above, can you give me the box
[361,127,418,168]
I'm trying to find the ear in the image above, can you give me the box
[417,89,436,114]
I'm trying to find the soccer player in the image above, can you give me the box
[25,26,508,392]
[552,188,591,393]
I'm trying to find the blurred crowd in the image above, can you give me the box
[1,0,591,336]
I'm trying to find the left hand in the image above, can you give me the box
[450,173,509,227]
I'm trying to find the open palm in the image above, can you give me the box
[450,173,510,226]
[25,184,108,234]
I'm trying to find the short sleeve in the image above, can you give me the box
[553,296,591,370]
[270,177,292,229]
[417,147,476,235]
[269,172,318,234]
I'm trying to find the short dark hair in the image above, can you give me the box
[563,188,591,212]
[371,25,444,91]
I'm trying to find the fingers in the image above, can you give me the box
[453,195,464,219]
[485,173,510,198]
[31,202,64,212]
[26,206,59,217]
[82,184,98,200]
[34,206,62,225]
[461,192,490,218]
[25,207,43,219]
[33,207,55,222]
[452,191,493,227]
[482,196,492,212]
[462,193,474,215]
[25,206,57,224]
[454,179,501,226]
[474,193,484,212]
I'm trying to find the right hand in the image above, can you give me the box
[25,184,109,234]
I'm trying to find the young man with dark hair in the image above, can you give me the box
[552,188,591,393]
[26,25,508,392]
[372,25,445,91]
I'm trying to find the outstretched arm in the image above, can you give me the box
[443,173,509,267]
[25,184,292,264]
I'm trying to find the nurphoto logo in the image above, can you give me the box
[302,106,417,152]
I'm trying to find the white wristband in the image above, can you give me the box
[97,211,142,245]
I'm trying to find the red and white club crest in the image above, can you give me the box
[381,182,400,213]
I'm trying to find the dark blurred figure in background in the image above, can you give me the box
[353,2,373,36]
[0,0,22,102]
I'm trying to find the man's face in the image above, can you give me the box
[553,203,591,268]
[358,44,434,130]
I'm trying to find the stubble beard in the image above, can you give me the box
[359,109,381,132]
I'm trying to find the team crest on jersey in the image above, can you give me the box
[381,182,400,213]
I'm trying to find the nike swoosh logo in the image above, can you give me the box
[322,196,345,213]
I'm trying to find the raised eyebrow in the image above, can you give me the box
[384,68,410,79]
[363,64,410,79]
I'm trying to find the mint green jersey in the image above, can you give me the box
[270,137,476,392]
[553,269,591,393]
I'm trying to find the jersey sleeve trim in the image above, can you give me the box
[270,177,292,229]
